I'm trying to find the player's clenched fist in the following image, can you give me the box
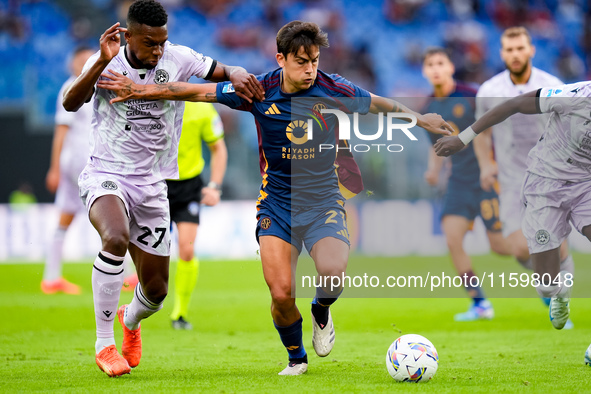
[434,135,465,157]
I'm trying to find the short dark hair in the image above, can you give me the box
[422,47,452,63]
[276,21,329,58]
[127,0,168,27]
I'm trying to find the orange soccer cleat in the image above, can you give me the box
[117,304,142,367]
[122,274,139,292]
[95,345,131,377]
[41,278,81,295]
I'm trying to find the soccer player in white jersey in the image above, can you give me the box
[42,46,95,295]
[435,82,591,360]
[62,0,264,377]
[473,27,574,315]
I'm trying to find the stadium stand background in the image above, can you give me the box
[1,0,590,203]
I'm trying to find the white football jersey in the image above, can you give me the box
[82,43,214,184]
[55,76,93,182]
[476,68,563,189]
[529,81,591,181]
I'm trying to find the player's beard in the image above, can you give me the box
[125,46,157,70]
[506,60,529,78]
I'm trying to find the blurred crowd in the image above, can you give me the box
[2,0,591,200]
[3,0,590,95]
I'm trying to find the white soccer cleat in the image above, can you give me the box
[549,285,571,330]
[585,344,591,366]
[278,361,308,376]
[312,309,335,357]
[454,300,494,322]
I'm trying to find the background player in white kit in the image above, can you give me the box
[473,27,574,321]
[435,80,591,363]
[62,0,263,377]
[42,46,95,295]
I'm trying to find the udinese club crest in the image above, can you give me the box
[535,229,550,245]
[154,69,169,84]
[101,181,118,190]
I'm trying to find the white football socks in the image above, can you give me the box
[560,254,575,276]
[92,251,125,354]
[535,271,570,299]
[124,283,163,330]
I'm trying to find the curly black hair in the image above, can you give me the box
[127,0,168,27]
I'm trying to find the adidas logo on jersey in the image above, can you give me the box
[265,104,281,115]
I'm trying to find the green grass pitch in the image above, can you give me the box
[1,253,590,392]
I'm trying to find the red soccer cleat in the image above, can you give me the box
[95,345,131,377]
[117,304,142,367]
[41,278,81,295]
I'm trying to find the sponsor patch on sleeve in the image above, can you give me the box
[222,84,235,93]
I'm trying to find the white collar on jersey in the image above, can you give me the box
[123,46,149,79]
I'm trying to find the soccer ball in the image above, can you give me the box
[385,334,439,382]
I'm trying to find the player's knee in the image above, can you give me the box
[316,264,346,280]
[489,240,508,256]
[270,286,294,312]
[178,244,194,261]
[101,230,129,256]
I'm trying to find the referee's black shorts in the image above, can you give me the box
[166,175,204,224]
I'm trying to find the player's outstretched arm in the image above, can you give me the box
[98,70,218,103]
[435,90,540,157]
[368,94,453,136]
[63,23,126,111]
[206,62,264,103]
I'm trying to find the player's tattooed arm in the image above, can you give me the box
[435,90,540,157]
[207,62,265,103]
[98,70,218,103]
[63,23,126,111]
[369,94,453,136]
